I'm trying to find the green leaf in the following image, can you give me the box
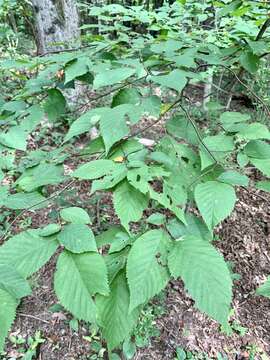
[166,115,199,145]
[0,289,17,353]
[167,214,212,242]
[237,152,249,168]
[60,207,91,224]
[57,224,97,253]
[217,171,249,186]
[238,123,270,140]
[44,89,66,122]
[99,106,129,153]
[0,230,58,277]
[0,265,32,299]
[73,159,120,180]
[194,181,237,231]
[220,111,250,122]
[54,251,106,323]
[96,271,139,350]
[81,137,105,155]
[127,166,151,194]
[255,181,270,192]
[93,68,136,89]
[250,158,270,177]
[16,164,65,192]
[91,165,127,193]
[218,0,242,16]
[256,277,270,298]
[127,230,170,312]
[112,88,141,107]
[96,226,124,247]
[4,192,47,210]
[113,180,148,231]
[64,57,90,84]
[39,224,61,237]
[244,140,270,159]
[239,51,260,74]
[147,213,166,225]
[0,126,28,151]
[168,236,232,325]
[199,135,234,170]
[151,70,187,92]
[149,188,186,225]
[20,105,44,133]
[64,107,107,142]
[123,339,136,360]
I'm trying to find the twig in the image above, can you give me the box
[128,97,183,138]
[18,313,50,324]
[74,75,147,113]
[0,180,76,242]
[256,18,270,41]
[178,103,217,163]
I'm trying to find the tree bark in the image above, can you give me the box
[31,0,80,55]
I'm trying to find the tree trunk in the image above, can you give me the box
[31,0,80,55]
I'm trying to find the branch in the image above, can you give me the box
[256,18,270,41]
[0,180,76,243]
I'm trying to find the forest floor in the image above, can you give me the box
[1,92,270,360]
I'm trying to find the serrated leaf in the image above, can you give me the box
[93,68,136,89]
[73,159,119,180]
[238,123,270,140]
[54,251,106,323]
[127,166,151,194]
[91,165,127,193]
[220,111,250,125]
[96,271,139,350]
[60,207,91,224]
[64,57,90,84]
[166,115,199,145]
[100,107,129,153]
[149,188,186,224]
[113,180,148,231]
[0,230,58,277]
[168,236,232,325]
[4,192,47,210]
[57,224,97,253]
[96,226,124,247]
[0,265,32,299]
[44,89,66,122]
[64,107,107,142]
[151,70,187,92]
[199,135,234,170]
[16,163,65,192]
[147,213,166,225]
[127,230,170,312]
[239,51,260,74]
[112,88,141,107]
[0,289,17,353]
[194,181,236,231]
[217,171,249,186]
[244,140,270,159]
[39,224,61,237]
[0,126,28,151]
[256,277,270,298]
[167,214,212,241]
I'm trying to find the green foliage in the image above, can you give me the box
[1,0,270,355]
[194,182,237,231]
[168,236,232,325]
[127,230,170,311]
